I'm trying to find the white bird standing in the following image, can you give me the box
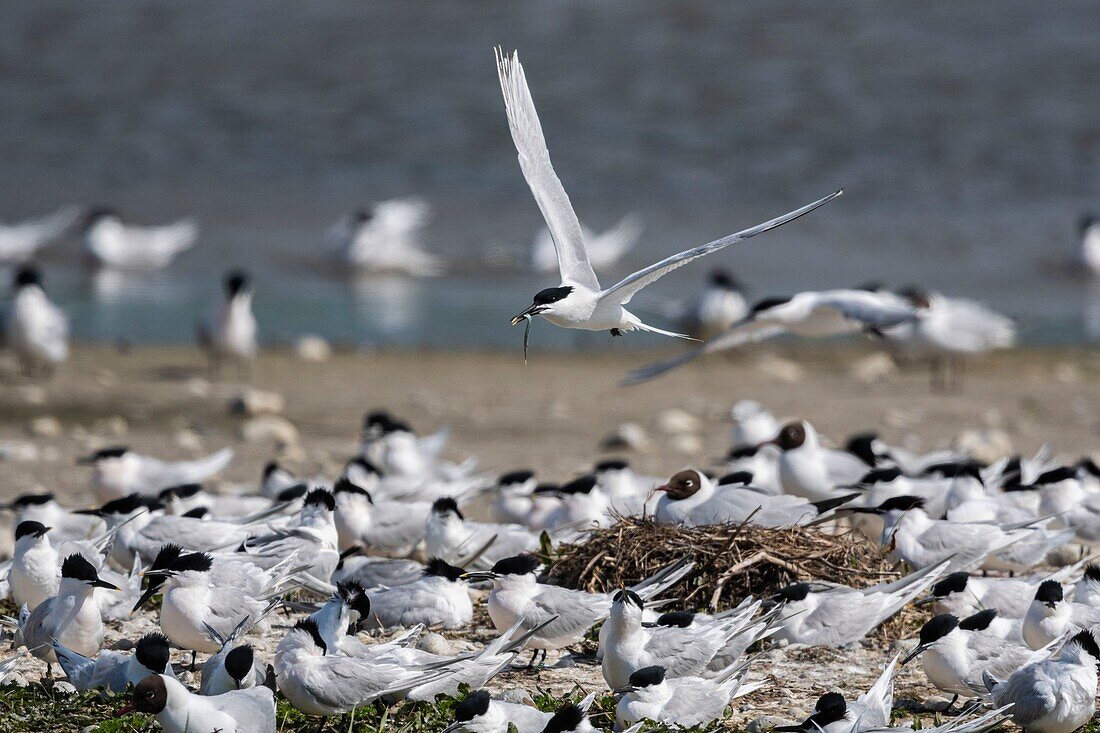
[120,672,276,733]
[329,198,442,276]
[625,289,915,384]
[1022,580,1100,650]
[4,267,68,377]
[198,270,258,379]
[986,629,1100,733]
[1081,215,1100,276]
[676,269,750,340]
[16,554,118,665]
[0,206,79,264]
[495,48,841,355]
[82,209,197,270]
[79,445,234,501]
[532,214,642,274]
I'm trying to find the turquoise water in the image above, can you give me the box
[1,1,1099,348]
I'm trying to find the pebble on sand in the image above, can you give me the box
[26,416,61,438]
[229,388,286,417]
[295,334,332,362]
[239,414,300,446]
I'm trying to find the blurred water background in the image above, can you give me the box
[1,1,1099,349]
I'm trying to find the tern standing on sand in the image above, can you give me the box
[494,48,841,358]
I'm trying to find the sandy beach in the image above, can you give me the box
[1,343,1098,729]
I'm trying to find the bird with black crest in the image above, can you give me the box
[197,269,257,380]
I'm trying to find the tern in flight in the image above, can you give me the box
[495,48,841,360]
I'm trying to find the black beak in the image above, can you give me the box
[612,685,637,695]
[93,578,120,591]
[73,509,102,517]
[460,571,498,582]
[35,526,53,537]
[900,644,927,666]
[1045,601,1058,609]
[913,597,937,608]
[510,303,543,326]
[132,574,168,612]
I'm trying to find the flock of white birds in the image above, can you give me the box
[0,401,1098,733]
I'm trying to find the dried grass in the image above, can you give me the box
[545,515,899,611]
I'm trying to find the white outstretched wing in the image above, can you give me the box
[601,190,842,306]
[496,48,599,291]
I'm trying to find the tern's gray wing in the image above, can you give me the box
[992,663,1056,727]
[299,658,437,710]
[798,590,890,645]
[662,678,733,726]
[495,49,598,291]
[207,685,276,733]
[643,626,726,676]
[527,586,607,640]
[602,191,841,307]
[810,290,918,329]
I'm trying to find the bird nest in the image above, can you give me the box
[545,516,899,611]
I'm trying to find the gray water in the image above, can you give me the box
[2,1,1099,349]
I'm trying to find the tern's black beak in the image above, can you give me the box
[1045,601,1058,609]
[510,303,543,326]
[132,573,169,612]
[460,571,498,582]
[913,596,937,608]
[93,578,120,591]
[900,644,927,666]
[73,508,103,517]
[613,685,637,695]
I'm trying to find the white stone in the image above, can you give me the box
[295,334,332,362]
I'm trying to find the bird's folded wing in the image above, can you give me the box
[495,48,599,292]
[526,586,606,639]
[209,686,276,731]
[601,190,841,306]
[813,290,917,328]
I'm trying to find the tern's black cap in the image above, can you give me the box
[490,554,540,576]
[860,466,903,484]
[336,581,371,618]
[1070,630,1100,662]
[1035,580,1063,605]
[559,476,597,495]
[628,666,666,688]
[61,554,100,582]
[135,633,172,674]
[595,459,629,472]
[959,609,998,632]
[930,572,969,598]
[425,558,466,582]
[225,645,255,685]
[542,703,586,733]
[454,690,492,722]
[10,493,56,507]
[877,495,925,512]
[774,582,811,602]
[431,497,464,519]
[717,471,754,487]
[655,611,695,628]
[15,521,50,541]
[13,267,42,289]
[303,489,336,512]
[918,614,959,646]
[499,470,535,486]
[612,589,643,609]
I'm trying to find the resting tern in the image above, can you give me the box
[539,475,617,530]
[16,554,118,664]
[331,553,426,589]
[259,461,301,499]
[653,468,858,528]
[770,559,950,647]
[328,198,442,276]
[444,689,557,733]
[613,661,760,731]
[53,631,175,693]
[8,519,117,610]
[464,554,691,666]
[1073,565,1100,606]
[672,269,750,341]
[918,571,1047,620]
[200,614,269,695]
[985,629,1100,733]
[1022,580,1100,650]
[843,432,965,476]
[273,618,448,716]
[0,205,79,263]
[78,494,162,571]
[600,588,768,688]
[487,469,559,528]
[533,213,642,275]
[79,445,234,501]
[495,48,840,353]
[159,483,269,519]
[359,411,475,481]
[425,497,540,570]
[362,559,474,630]
[333,477,430,557]
[902,612,1056,704]
[236,489,340,584]
[4,267,68,377]
[625,289,915,383]
[82,209,197,270]
[1,492,102,543]
[120,672,276,733]
[775,655,898,733]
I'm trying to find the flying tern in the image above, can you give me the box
[495,48,840,356]
[0,206,79,263]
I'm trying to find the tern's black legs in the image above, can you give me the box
[610,328,622,337]
[525,648,548,671]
